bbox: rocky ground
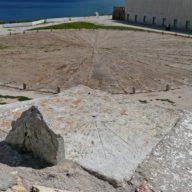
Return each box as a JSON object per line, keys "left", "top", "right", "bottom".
{"left": 1, "top": 29, "right": 192, "bottom": 110}
{"left": 0, "top": 86, "right": 191, "bottom": 192}
{"left": 0, "top": 29, "right": 192, "bottom": 191}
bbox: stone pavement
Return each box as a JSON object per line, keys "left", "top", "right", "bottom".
{"left": 130, "top": 111, "right": 192, "bottom": 192}
{"left": 0, "top": 86, "right": 191, "bottom": 191}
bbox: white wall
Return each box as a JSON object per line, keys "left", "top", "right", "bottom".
{"left": 3, "top": 20, "right": 45, "bottom": 28}
{"left": 125, "top": 0, "right": 192, "bottom": 30}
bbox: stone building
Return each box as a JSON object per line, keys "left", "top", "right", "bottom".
{"left": 125, "top": 0, "right": 192, "bottom": 30}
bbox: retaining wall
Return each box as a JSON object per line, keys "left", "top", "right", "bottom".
{"left": 3, "top": 20, "right": 45, "bottom": 28}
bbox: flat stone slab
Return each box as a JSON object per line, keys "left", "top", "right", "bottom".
{"left": 0, "top": 85, "right": 180, "bottom": 186}
{"left": 31, "top": 185, "right": 74, "bottom": 192}
{"left": 130, "top": 111, "right": 192, "bottom": 192}
{"left": 0, "top": 172, "right": 17, "bottom": 191}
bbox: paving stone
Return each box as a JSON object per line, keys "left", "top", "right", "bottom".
{"left": 130, "top": 111, "right": 192, "bottom": 192}
{"left": 0, "top": 85, "right": 180, "bottom": 186}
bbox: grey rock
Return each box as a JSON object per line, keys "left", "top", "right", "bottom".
{"left": 0, "top": 173, "right": 17, "bottom": 191}
{"left": 130, "top": 111, "right": 192, "bottom": 192}
{"left": 5, "top": 106, "right": 65, "bottom": 165}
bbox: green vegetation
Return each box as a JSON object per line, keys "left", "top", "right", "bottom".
{"left": 139, "top": 100, "right": 148, "bottom": 104}
{"left": 17, "top": 96, "right": 32, "bottom": 101}
{"left": 32, "top": 22, "right": 144, "bottom": 31}
{"left": 0, "top": 102, "right": 6, "bottom": 105}
{"left": 0, "top": 44, "right": 8, "bottom": 49}
{"left": 0, "top": 21, "right": 5, "bottom": 24}
{"left": 156, "top": 98, "right": 175, "bottom": 104}
{"left": 0, "top": 95, "right": 31, "bottom": 102}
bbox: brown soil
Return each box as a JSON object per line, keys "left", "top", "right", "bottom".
{"left": 0, "top": 29, "right": 192, "bottom": 94}
{"left": 1, "top": 29, "right": 192, "bottom": 192}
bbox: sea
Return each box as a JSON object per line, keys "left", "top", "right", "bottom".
{"left": 0, "top": 0, "right": 124, "bottom": 22}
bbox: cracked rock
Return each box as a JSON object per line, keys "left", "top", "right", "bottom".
{"left": 5, "top": 106, "right": 65, "bottom": 165}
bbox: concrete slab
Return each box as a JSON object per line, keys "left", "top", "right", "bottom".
{"left": 0, "top": 85, "right": 180, "bottom": 186}
{"left": 130, "top": 111, "right": 192, "bottom": 192}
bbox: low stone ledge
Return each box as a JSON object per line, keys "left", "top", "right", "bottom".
{"left": 31, "top": 185, "right": 75, "bottom": 192}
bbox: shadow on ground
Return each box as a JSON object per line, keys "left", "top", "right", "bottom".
{"left": 0, "top": 141, "right": 52, "bottom": 169}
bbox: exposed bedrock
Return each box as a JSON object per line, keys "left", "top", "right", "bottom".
{"left": 5, "top": 106, "right": 65, "bottom": 165}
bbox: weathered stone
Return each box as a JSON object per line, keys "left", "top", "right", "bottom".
{"left": 31, "top": 185, "right": 74, "bottom": 192}
{"left": 130, "top": 111, "right": 192, "bottom": 192}
{"left": 0, "top": 86, "right": 180, "bottom": 186}
{"left": 5, "top": 106, "right": 65, "bottom": 165}
{"left": 0, "top": 173, "right": 17, "bottom": 191}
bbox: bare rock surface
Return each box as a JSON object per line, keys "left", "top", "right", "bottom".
{"left": 0, "top": 85, "right": 180, "bottom": 188}
{"left": 0, "top": 141, "right": 52, "bottom": 169}
{"left": 0, "top": 172, "right": 17, "bottom": 191}
{"left": 130, "top": 111, "right": 192, "bottom": 192}
{"left": 17, "top": 160, "right": 118, "bottom": 192}
{"left": 5, "top": 106, "right": 65, "bottom": 165}
{"left": 31, "top": 185, "right": 76, "bottom": 192}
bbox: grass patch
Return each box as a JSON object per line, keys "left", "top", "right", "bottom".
{"left": 0, "top": 44, "right": 9, "bottom": 49}
{"left": 139, "top": 100, "right": 148, "bottom": 104}
{"left": 17, "top": 96, "right": 32, "bottom": 101}
{"left": 156, "top": 98, "right": 175, "bottom": 104}
{"left": 0, "top": 102, "right": 6, "bottom": 105}
{"left": 32, "top": 22, "right": 144, "bottom": 31}
{"left": 0, "top": 95, "right": 31, "bottom": 102}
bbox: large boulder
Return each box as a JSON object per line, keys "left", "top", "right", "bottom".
{"left": 5, "top": 106, "right": 65, "bottom": 165}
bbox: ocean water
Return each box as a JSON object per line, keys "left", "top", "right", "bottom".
{"left": 0, "top": 0, "right": 124, "bottom": 22}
